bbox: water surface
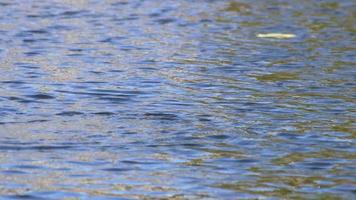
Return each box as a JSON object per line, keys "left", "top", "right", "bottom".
{"left": 0, "top": 0, "right": 355, "bottom": 199}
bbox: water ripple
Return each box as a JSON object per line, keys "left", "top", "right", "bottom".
{"left": 0, "top": 0, "right": 354, "bottom": 199}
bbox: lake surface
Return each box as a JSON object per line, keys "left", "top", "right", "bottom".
{"left": 0, "top": 0, "right": 355, "bottom": 199}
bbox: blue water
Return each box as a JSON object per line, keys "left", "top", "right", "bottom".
{"left": 0, "top": 0, "right": 355, "bottom": 199}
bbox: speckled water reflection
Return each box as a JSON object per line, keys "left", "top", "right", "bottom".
{"left": 0, "top": 0, "right": 355, "bottom": 199}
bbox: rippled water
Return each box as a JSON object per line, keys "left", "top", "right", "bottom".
{"left": 0, "top": 0, "right": 355, "bottom": 199}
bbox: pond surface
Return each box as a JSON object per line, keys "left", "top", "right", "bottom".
{"left": 0, "top": 0, "right": 355, "bottom": 199}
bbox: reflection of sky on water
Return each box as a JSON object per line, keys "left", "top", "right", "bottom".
{"left": 0, "top": 0, "right": 355, "bottom": 199}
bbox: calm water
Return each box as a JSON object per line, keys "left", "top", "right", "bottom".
{"left": 0, "top": 0, "right": 355, "bottom": 199}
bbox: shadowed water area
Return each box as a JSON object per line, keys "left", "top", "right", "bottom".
{"left": 0, "top": 0, "right": 355, "bottom": 199}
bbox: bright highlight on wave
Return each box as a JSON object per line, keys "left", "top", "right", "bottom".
{"left": 257, "top": 33, "right": 297, "bottom": 39}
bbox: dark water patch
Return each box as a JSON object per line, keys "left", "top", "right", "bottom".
{"left": 25, "top": 73, "right": 42, "bottom": 79}
{"left": 56, "top": 111, "right": 84, "bottom": 116}
{"left": 26, "top": 94, "right": 55, "bottom": 100}
{"left": 0, "top": 145, "right": 74, "bottom": 151}
{"left": 200, "top": 19, "right": 212, "bottom": 23}
{"left": 90, "top": 89, "right": 144, "bottom": 95}
{"left": 26, "top": 13, "right": 56, "bottom": 18}
{"left": 147, "top": 142, "right": 203, "bottom": 149}
{"left": 0, "top": 121, "right": 19, "bottom": 125}
{"left": 27, "top": 29, "right": 48, "bottom": 34}
{"left": 161, "top": 100, "right": 194, "bottom": 107}
{"left": 22, "top": 38, "right": 50, "bottom": 44}
{"left": 0, "top": 107, "right": 18, "bottom": 114}
{"left": 155, "top": 18, "right": 176, "bottom": 25}
{"left": 111, "top": 1, "right": 129, "bottom": 6}
{"left": 198, "top": 118, "right": 211, "bottom": 122}
{"left": 66, "top": 53, "right": 83, "bottom": 57}
{"left": 148, "top": 13, "right": 160, "bottom": 18}
{"left": 13, "top": 165, "right": 43, "bottom": 169}
{"left": 0, "top": 2, "right": 11, "bottom": 6}
{"left": 3, "top": 141, "right": 39, "bottom": 145}
{"left": 300, "top": 160, "right": 335, "bottom": 170}
{"left": 1, "top": 80, "right": 26, "bottom": 84}
{"left": 68, "top": 48, "right": 84, "bottom": 52}
{"left": 144, "top": 112, "right": 179, "bottom": 120}
{"left": 16, "top": 64, "right": 39, "bottom": 69}
{"left": 108, "top": 69, "right": 124, "bottom": 73}
{"left": 7, "top": 96, "right": 37, "bottom": 103}
{"left": 97, "top": 96, "right": 132, "bottom": 103}
{"left": 120, "top": 45, "right": 146, "bottom": 51}
{"left": 47, "top": 25, "right": 74, "bottom": 31}
{"left": 138, "top": 59, "right": 157, "bottom": 64}
{"left": 180, "top": 143, "right": 205, "bottom": 148}
{"left": 1, "top": 170, "right": 27, "bottom": 174}
{"left": 102, "top": 167, "right": 132, "bottom": 172}
{"left": 24, "top": 51, "right": 42, "bottom": 56}
{"left": 121, "top": 132, "right": 137, "bottom": 135}
{"left": 57, "top": 141, "right": 101, "bottom": 148}
{"left": 77, "top": 81, "right": 107, "bottom": 84}
{"left": 99, "top": 36, "right": 125, "bottom": 43}
{"left": 207, "top": 135, "right": 230, "bottom": 140}
{"left": 137, "top": 67, "right": 158, "bottom": 72}
{"left": 67, "top": 160, "right": 109, "bottom": 166}
{"left": 27, "top": 119, "right": 49, "bottom": 123}
{"left": 59, "top": 10, "right": 88, "bottom": 18}
{"left": 6, "top": 194, "right": 47, "bottom": 200}
{"left": 22, "top": 39, "right": 36, "bottom": 43}
{"left": 236, "top": 159, "right": 258, "bottom": 164}
{"left": 121, "top": 160, "right": 157, "bottom": 165}
{"left": 56, "top": 90, "right": 138, "bottom": 99}
{"left": 92, "top": 112, "right": 115, "bottom": 116}
{"left": 89, "top": 70, "right": 104, "bottom": 75}
{"left": 15, "top": 29, "right": 49, "bottom": 38}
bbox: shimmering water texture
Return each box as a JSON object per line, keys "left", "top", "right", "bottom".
{"left": 0, "top": 0, "right": 355, "bottom": 199}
